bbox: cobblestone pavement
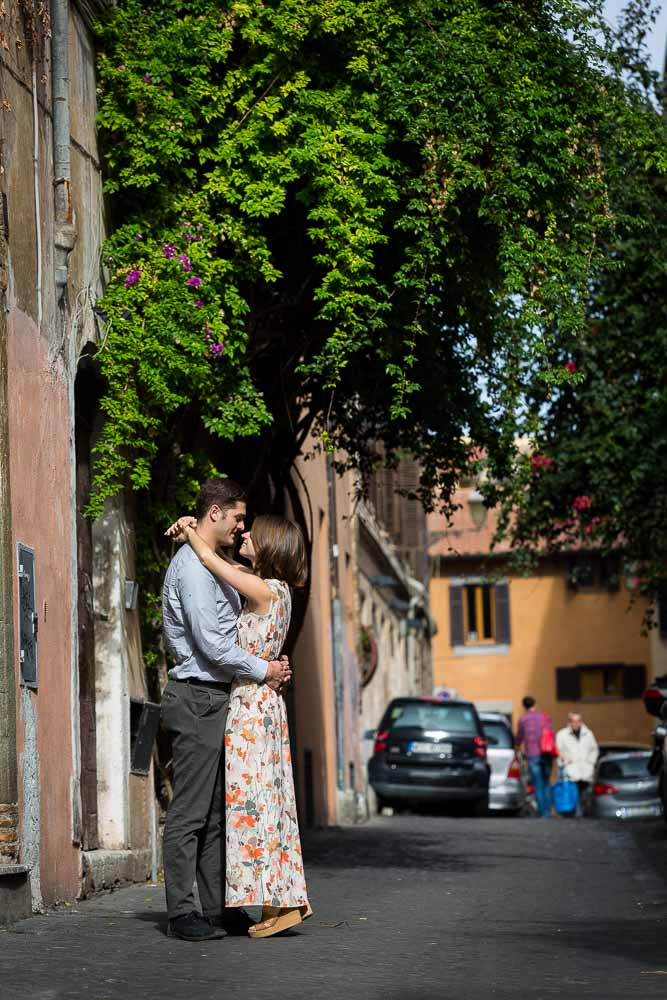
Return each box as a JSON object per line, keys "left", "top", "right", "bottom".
{"left": 1, "top": 813, "right": 667, "bottom": 1000}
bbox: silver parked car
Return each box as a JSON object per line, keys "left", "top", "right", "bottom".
{"left": 588, "top": 751, "right": 663, "bottom": 820}
{"left": 479, "top": 712, "right": 527, "bottom": 814}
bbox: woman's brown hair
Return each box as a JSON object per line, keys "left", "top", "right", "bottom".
{"left": 251, "top": 515, "right": 308, "bottom": 588}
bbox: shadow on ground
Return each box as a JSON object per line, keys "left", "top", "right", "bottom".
{"left": 495, "top": 919, "right": 667, "bottom": 970}
{"left": 302, "top": 820, "right": 483, "bottom": 873}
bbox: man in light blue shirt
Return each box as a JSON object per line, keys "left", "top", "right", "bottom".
{"left": 161, "top": 478, "right": 291, "bottom": 941}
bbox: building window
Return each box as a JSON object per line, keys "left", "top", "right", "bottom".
{"left": 556, "top": 663, "right": 646, "bottom": 702}
{"left": 565, "top": 553, "right": 620, "bottom": 591}
{"left": 450, "top": 581, "right": 511, "bottom": 647}
{"left": 464, "top": 584, "right": 495, "bottom": 644}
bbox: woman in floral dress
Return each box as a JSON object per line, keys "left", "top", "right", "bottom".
{"left": 168, "top": 513, "right": 311, "bottom": 939}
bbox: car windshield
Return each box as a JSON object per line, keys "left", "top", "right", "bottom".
{"left": 386, "top": 702, "right": 477, "bottom": 734}
{"left": 482, "top": 721, "right": 513, "bottom": 749}
{"left": 598, "top": 755, "right": 651, "bottom": 780}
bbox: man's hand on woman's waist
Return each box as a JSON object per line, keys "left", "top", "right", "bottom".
{"left": 265, "top": 654, "right": 291, "bottom": 691}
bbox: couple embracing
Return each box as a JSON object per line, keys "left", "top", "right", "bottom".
{"left": 161, "top": 478, "right": 311, "bottom": 941}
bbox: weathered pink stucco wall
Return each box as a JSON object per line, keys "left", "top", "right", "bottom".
{"left": 9, "top": 310, "right": 80, "bottom": 904}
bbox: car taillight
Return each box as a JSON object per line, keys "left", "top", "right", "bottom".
{"left": 507, "top": 757, "right": 522, "bottom": 780}
{"left": 594, "top": 782, "right": 618, "bottom": 796}
{"left": 474, "top": 736, "right": 487, "bottom": 760}
{"left": 374, "top": 730, "right": 389, "bottom": 754}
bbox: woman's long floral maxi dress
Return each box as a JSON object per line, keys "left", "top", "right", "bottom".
{"left": 225, "top": 579, "right": 309, "bottom": 909}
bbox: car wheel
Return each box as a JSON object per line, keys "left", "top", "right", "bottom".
{"left": 474, "top": 795, "right": 489, "bottom": 817}
{"left": 464, "top": 796, "right": 489, "bottom": 817}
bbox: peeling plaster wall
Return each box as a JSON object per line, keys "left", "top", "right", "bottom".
{"left": 2, "top": 3, "right": 112, "bottom": 906}
{"left": 18, "top": 689, "right": 42, "bottom": 912}
{"left": 90, "top": 494, "right": 148, "bottom": 852}
{"left": 289, "top": 452, "right": 368, "bottom": 826}
{"left": 289, "top": 450, "right": 339, "bottom": 826}
{"left": 0, "top": 4, "right": 155, "bottom": 910}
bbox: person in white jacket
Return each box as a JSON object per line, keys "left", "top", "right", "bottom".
{"left": 556, "top": 713, "right": 599, "bottom": 814}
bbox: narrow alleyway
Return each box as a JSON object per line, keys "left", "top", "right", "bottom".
{"left": 1, "top": 815, "right": 666, "bottom": 1000}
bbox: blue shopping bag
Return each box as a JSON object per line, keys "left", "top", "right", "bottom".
{"left": 552, "top": 773, "right": 579, "bottom": 815}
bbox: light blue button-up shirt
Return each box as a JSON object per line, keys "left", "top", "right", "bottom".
{"left": 162, "top": 544, "right": 268, "bottom": 684}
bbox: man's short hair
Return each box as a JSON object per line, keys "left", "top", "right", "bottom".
{"left": 522, "top": 695, "right": 536, "bottom": 710}
{"left": 194, "top": 478, "right": 246, "bottom": 520}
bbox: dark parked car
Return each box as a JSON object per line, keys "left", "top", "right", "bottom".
{"left": 642, "top": 675, "right": 667, "bottom": 822}
{"left": 368, "top": 697, "right": 490, "bottom": 815}
{"left": 643, "top": 674, "right": 667, "bottom": 719}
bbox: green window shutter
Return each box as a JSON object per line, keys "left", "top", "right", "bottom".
{"left": 622, "top": 664, "right": 647, "bottom": 699}
{"left": 556, "top": 667, "right": 581, "bottom": 701}
{"left": 494, "top": 582, "right": 511, "bottom": 644}
{"left": 449, "top": 585, "right": 464, "bottom": 646}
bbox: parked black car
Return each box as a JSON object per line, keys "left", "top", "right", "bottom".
{"left": 642, "top": 675, "right": 667, "bottom": 822}
{"left": 644, "top": 674, "right": 667, "bottom": 719}
{"left": 367, "top": 697, "right": 490, "bottom": 815}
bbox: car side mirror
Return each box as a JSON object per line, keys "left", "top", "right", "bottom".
{"left": 363, "top": 729, "right": 377, "bottom": 741}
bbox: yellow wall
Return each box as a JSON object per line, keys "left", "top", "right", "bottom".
{"left": 430, "top": 566, "right": 662, "bottom": 744}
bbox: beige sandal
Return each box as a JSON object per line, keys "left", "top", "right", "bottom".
{"left": 248, "top": 906, "right": 303, "bottom": 939}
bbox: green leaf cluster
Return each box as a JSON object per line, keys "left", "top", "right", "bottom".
{"left": 92, "top": 0, "right": 666, "bottom": 542}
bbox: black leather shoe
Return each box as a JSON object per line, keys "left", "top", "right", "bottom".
{"left": 167, "top": 911, "right": 225, "bottom": 941}
{"left": 208, "top": 908, "right": 255, "bottom": 935}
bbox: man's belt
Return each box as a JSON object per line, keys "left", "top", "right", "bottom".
{"left": 175, "top": 677, "right": 232, "bottom": 693}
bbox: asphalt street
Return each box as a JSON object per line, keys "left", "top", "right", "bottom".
{"left": 1, "top": 813, "right": 667, "bottom": 1000}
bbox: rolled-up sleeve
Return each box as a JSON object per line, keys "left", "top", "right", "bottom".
{"left": 179, "top": 563, "right": 268, "bottom": 683}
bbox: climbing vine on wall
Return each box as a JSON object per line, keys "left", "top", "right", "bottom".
{"left": 91, "top": 1, "right": 666, "bottom": 574}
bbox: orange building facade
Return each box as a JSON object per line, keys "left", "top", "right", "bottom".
{"left": 429, "top": 487, "right": 667, "bottom": 744}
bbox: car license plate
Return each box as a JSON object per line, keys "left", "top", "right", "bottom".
{"left": 616, "top": 803, "right": 662, "bottom": 819}
{"left": 409, "top": 741, "right": 452, "bottom": 756}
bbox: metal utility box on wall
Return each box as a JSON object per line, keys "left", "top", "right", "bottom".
{"left": 129, "top": 699, "right": 161, "bottom": 775}
{"left": 17, "top": 544, "right": 38, "bottom": 688}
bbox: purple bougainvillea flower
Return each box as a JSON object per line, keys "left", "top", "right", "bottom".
{"left": 187, "top": 276, "right": 202, "bottom": 287}
{"left": 116, "top": 64, "right": 125, "bottom": 71}
{"left": 193, "top": 300, "right": 204, "bottom": 308}
{"left": 209, "top": 342, "right": 225, "bottom": 357}
{"left": 135, "top": 233, "right": 143, "bottom": 241}
{"left": 162, "top": 243, "right": 176, "bottom": 259}
{"left": 124, "top": 269, "right": 142, "bottom": 288}
{"left": 143, "top": 74, "right": 153, "bottom": 84}
{"left": 178, "top": 254, "right": 192, "bottom": 272}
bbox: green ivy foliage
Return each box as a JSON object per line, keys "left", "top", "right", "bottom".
{"left": 489, "top": 168, "right": 667, "bottom": 609}
{"left": 92, "top": 0, "right": 665, "bottom": 531}
{"left": 478, "top": 4, "right": 667, "bottom": 609}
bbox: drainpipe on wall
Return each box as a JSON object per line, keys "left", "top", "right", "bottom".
{"left": 0, "top": 213, "right": 17, "bottom": 816}
{"left": 326, "top": 454, "right": 345, "bottom": 792}
{"left": 52, "top": 0, "right": 76, "bottom": 299}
